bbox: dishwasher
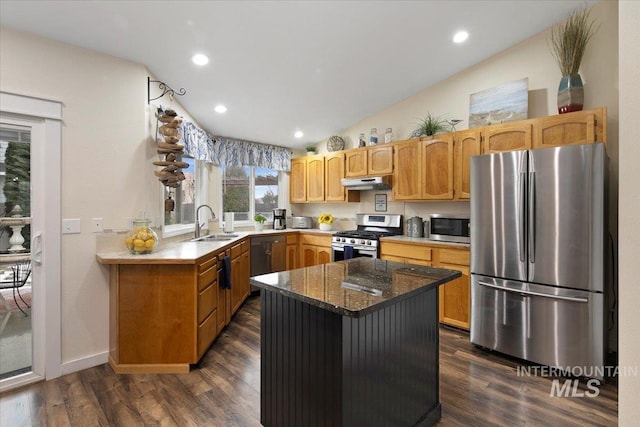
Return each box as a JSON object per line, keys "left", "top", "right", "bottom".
{"left": 250, "top": 235, "right": 287, "bottom": 293}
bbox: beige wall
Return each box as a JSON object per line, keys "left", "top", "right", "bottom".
{"left": 618, "top": 1, "right": 640, "bottom": 423}
{"left": 0, "top": 27, "right": 201, "bottom": 366}
{"left": 297, "top": 1, "right": 619, "bottom": 237}
{"left": 335, "top": 0, "right": 617, "bottom": 150}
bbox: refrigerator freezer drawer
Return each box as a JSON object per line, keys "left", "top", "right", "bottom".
{"left": 470, "top": 275, "right": 604, "bottom": 372}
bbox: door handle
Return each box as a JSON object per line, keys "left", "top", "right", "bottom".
{"left": 518, "top": 171, "right": 526, "bottom": 263}
{"left": 478, "top": 281, "right": 588, "bottom": 303}
{"left": 528, "top": 171, "right": 535, "bottom": 263}
{"left": 32, "top": 233, "right": 43, "bottom": 265}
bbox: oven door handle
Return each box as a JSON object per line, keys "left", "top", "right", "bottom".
{"left": 332, "top": 244, "right": 374, "bottom": 252}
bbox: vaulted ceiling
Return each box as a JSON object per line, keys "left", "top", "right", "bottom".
{"left": 0, "top": 1, "right": 594, "bottom": 148}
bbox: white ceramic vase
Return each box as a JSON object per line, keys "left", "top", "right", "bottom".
{"left": 255, "top": 222, "right": 264, "bottom": 231}
{"left": 319, "top": 223, "right": 332, "bottom": 231}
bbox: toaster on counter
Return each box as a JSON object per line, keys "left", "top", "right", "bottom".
{"left": 291, "top": 216, "right": 312, "bottom": 229}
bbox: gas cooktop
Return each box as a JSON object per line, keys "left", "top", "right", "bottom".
{"left": 332, "top": 213, "right": 403, "bottom": 242}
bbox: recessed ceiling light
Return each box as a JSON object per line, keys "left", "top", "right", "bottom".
{"left": 214, "top": 104, "right": 227, "bottom": 113}
{"left": 192, "top": 53, "right": 209, "bottom": 66}
{"left": 294, "top": 131, "right": 304, "bottom": 138}
{"left": 453, "top": 31, "right": 469, "bottom": 44}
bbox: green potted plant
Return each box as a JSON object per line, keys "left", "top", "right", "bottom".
{"left": 306, "top": 145, "right": 317, "bottom": 156}
{"left": 409, "top": 113, "right": 448, "bottom": 139}
{"left": 549, "top": 6, "right": 598, "bottom": 113}
{"left": 253, "top": 213, "right": 267, "bottom": 231}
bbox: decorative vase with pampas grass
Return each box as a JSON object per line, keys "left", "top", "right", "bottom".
{"left": 550, "top": 6, "right": 599, "bottom": 114}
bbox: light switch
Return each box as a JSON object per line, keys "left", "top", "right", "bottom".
{"left": 62, "top": 218, "right": 81, "bottom": 234}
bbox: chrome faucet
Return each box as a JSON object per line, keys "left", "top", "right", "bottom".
{"left": 195, "top": 204, "right": 216, "bottom": 238}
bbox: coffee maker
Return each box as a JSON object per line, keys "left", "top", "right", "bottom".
{"left": 273, "top": 208, "right": 286, "bottom": 230}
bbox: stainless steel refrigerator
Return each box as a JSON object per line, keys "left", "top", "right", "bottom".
{"left": 470, "top": 143, "right": 607, "bottom": 370}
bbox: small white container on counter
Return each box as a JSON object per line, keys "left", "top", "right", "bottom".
{"left": 224, "top": 212, "right": 234, "bottom": 233}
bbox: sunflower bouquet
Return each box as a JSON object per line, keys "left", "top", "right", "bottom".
{"left": 318, "top": 213, "right": 334, "bottom": 224}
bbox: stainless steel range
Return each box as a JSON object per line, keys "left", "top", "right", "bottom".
{"left": 332, "top": 213, "right": 403, "bottom": 261}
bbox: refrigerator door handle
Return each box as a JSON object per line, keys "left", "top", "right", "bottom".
{"left": 477, "top": 281, "right": 589, "bottom": 303}
{"left": 528, "top": 171, "right": 536, "bottom": 263}
{"left": 518, "top": 171, "right": 526, "bottom": 263}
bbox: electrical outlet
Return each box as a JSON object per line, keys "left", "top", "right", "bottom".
{"left": 62, "top": 218, "right": 81, "bottom": 234}
{"left": 91, "top": 218, "right": 103, "bottom": 233}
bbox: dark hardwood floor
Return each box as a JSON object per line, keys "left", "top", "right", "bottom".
{"left": 0, "top": 295, "right": 617, "bottom": 426}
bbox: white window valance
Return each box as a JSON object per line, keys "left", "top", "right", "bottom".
{"left": 174, "top": 118, "right": 291, "bottom": 171}
{"left": 210, "top": 137, "right": 291, "bottom": 172}
{"left": 180, "top": 121, "right": 216, "bottom": 163}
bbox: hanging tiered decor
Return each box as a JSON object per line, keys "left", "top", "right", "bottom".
{"left": 153, "top": 109, "right": 189, "bottom": 188}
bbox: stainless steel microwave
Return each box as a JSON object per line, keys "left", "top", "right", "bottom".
{"left": 428, "top": 214, "right": 470, "bottom": 243}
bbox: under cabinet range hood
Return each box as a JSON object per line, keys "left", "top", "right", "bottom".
{"left": 340, "top": 176, "right": 391, "bottom": 190}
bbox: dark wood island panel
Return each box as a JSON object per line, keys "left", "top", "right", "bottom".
{"left": 252, "top": 258, "right": 460, "bottom": 426}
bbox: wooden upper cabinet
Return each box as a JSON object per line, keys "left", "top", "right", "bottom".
{"left": 533, "top": 108, "right": 606, "bottom": 148}
{"left": 393, "top": 140, "right": 422, "bottom": 200}
{"left": 230, "top": 248, "right": 246, "bottom": 315}
{"left": 453, "top": 129, "right": 481, "bottom": 200}
{"left": 368, "top": 146, "right": 394, "bottom": 175}
{"left": 422, "top": 134, "right": 454, "bottom": 200}
{"left": 482, "top": 122, "right": 532, "bottom": 153}
{"left": 289, "top": 157, "right": 306, "bottom": 203}
{"left": 345, "top": 145, "right": 393, "bottom": 177}
{"left": 345, "top": 149, "right": 367, "bottom": 177}
{"left": 306, "top": 155, "right": 325, "bottom": 202}
{"left": 325, "top": 152, "right": 345, "bottom": 202}
{"left": 290, "top": 153, "right": 358, "bottom": 203}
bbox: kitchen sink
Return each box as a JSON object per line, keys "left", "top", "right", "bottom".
{"left": 191, "top": 233, "right": 239, "bottom": 242}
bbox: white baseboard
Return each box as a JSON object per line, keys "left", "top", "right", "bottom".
{"left": 61, "top": 351, "right": 109, "bottom": 376}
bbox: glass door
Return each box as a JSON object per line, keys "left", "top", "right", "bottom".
{"left": 0, "top": 124, "right": 32, "bottom": 380}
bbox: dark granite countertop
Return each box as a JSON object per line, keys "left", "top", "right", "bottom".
{"left": 250, "top": 258, "right": 461, "bottom": 318}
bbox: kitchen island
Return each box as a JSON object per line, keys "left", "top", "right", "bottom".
{"left": 250, "top": 258, "right": 461, "bottom": 427}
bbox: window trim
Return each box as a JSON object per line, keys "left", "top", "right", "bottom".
{"left": 219, "top": 165, "right": 281, "bottom": 227}
{"left": 161, "top": 157, "right": 206, "bottom": 238}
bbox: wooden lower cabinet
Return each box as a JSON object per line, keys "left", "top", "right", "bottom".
{"left": 380, "top": 240, "right": 470, "bottom": 331}
{"left": 286, "top": 234, "right": 299, "bottom": 270}
{"left": 230, "top": 239, "right": 250, "bottom": 316}
{"left": 437, "top": 249, "right": 470, "bottom": 330}
{"left": 300, "top": 233, "right": 332, "bottom": 267}
{"left": 107, "top": 238, "right": 252, "bottom": 374}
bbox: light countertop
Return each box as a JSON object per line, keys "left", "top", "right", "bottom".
{"left": 380, "top": 235, "right": 470, "bottom": 248}
{"left": 96, "top": 228, "right": 333, "bottom": 265}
